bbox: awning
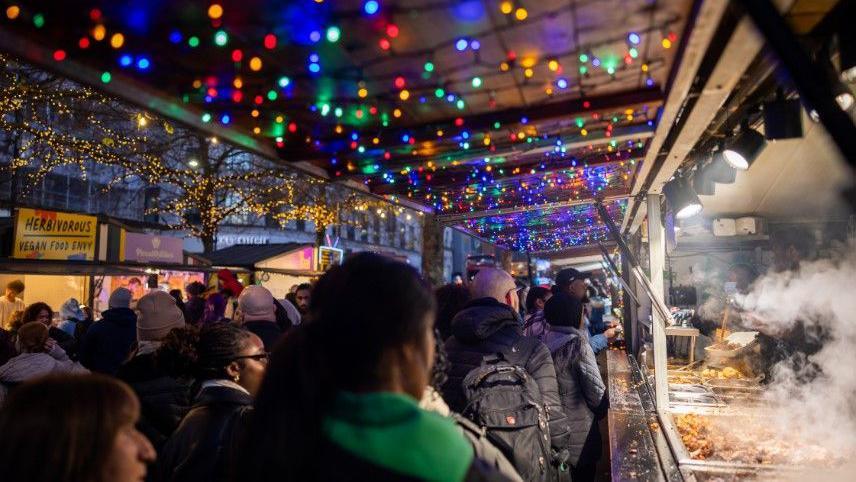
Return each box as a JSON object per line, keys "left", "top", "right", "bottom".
{"left": 0, "top": 258, "right": 147, "bottom": 276}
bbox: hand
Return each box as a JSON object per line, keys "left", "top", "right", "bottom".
{"left": 604, "top": 328, "right": 618, "bottom": 340}
{"left": 43, "top": 337, "right": 57, "bottom": 352}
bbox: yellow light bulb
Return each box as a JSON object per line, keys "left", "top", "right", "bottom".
{"left": 335, "top": 125, "right": 343, "bottom": 133}
{"left": 373, "top": 137, "right": 380, "bottom": 144}
{"left": 110, "top": 33, "right": 125, "bottom": 49}
{"left": 500, "top": 62, "right": 510, "bottom": 72}
{"left": 275, "top": 115, "right": 284, "bottom": 123}
{"left": 6, "top": 5, "right": 20, "bottom": 19}
{"left": 483, "top": 137, "right": 491, "bottom": 146}
{"left": 500, "top": 1, "right": 513, "bottom": 14}
{"left": 233, "top": 77, "right": 243, "bottom": 89}
{"left": 92, "top": 24, "right": 106, "bottom": 41}
{"left": 208, "top": 4, "right": 223, "bottom": 19}
{"left": 399, "top": 89, "right": 410, "bottom": 101}
{"left": 253, "top": 126, "right": 261, "bottom": 134}
{"left": 249, "top": 57, "right": 262, "bottom": 71}
{"left": 515, "top": 8, "right": 528, "bottom": 21}
{"left": 436, "top": 129, "right": 443, "bottom": 137}
{"left": 251, "top": 109, "right": 259, "bottom": 117}
{"left": 358, "top": 88, "right": 368, "bottom": 98}
{"left": 662, "top": 38, "right": 672, "bottom": 49}
{"left": 641, "top": 63, "right": 649, "bottom": 72}
{"left": 548, "top": 59, "right": 559, "bottom": 72}
{"left": 192, "top": 79, "right": 202, "bottom": 89}
{"left": 393, "top": 108, "right": 402, "bottom": 118}
{"left": 524, "top": 68, "right": 534, "bottom": 78}
{"left": 581, "top": 128, "right": 588, "bottom": 136}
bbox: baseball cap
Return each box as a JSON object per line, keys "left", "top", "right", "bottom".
{"left": 555, "top": 268, "right": 589, "bottom": 288}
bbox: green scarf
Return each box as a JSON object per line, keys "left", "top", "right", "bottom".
{"left": 323, "top": 391, "right": 473, "bottom": 481}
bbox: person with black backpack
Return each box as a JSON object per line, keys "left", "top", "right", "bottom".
{"left": 443, "top": 267, "right": 570, "bottom": 482}
{"left": 542, "top": 293, "right": 608, "bottom": 482}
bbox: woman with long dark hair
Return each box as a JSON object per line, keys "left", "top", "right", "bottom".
{"left": 157, "top": 324, "right": 267, "bottom": 482}
{"left": 237, "top": 253, "right": 508, "bottom": 481}
{"left": 0, "top": 374, "right": 156, "bottom": 482}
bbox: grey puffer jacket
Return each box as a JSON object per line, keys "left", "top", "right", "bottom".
{"left": 443, "top": 298, "right": 571, "bottom": 453}
{"left": 542, "top": 325, "right": 607, "bottom": 466}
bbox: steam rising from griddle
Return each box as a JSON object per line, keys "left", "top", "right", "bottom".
{"left": 735, "top": 241, "right": 856, "bottom": 468}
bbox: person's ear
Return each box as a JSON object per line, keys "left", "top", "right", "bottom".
{"left": 225, "top": 361, "right": 242, "bottom": 381}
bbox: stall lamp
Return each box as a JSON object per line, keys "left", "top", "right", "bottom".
{"left": 723, "top": 125, "right": 765, "bottom": 171}
{"left": 663, "top": 177, "right": 703, "bottom": 219}
{"left": 707, "top": 151, "right": 737, "bottom": 184}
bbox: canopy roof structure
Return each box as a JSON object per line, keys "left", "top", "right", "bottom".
{"left": 0, "top": 0, "right": 694, "bottom": 252}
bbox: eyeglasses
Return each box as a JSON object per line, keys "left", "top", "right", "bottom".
{"left": 231, "top": 352, "right": 270, "bottom": 364}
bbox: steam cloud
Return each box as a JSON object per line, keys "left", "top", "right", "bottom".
{"left": 735, "top": 241, "right": 856, "bottom": 474}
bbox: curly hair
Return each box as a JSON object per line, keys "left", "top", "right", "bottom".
{"left": 155, "top": 324, "right": 254, "bottom": 381}
{"left": 21, "top": 302, "right": 52, "bottom": 325}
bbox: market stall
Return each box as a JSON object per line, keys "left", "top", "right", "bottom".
{"left": 203, "top": 243, "right": 331, "bottom": 300}
{"left": 598, "top": 0, "right": 856, "bottom": 479}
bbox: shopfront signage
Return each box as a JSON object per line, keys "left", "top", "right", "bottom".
{"left": 317, "top": 246, "right": 344, "bottom": 272}
{"left": 121, "top": 232, "right": 183, "bottom": 264}
{"left": 13, "top": 208, "right": 97, "bottom": 260}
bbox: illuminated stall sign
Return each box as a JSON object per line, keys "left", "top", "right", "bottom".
{"left": 13, "top": 208, "right": 97, "bottom": 260}
{"left": 121, "top": 232, "right": 184, "bottom": 264}
{"left": 317, "top": 246, "right": 344, "bottom": 272}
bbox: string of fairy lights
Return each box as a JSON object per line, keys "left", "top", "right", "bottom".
{"left": 0, "top": 2, "right": 675, "bottom": 155}
{"left": 463, "top": 200, "right": 627, "bottom": 252}
{"left": 0, "top": 1, "right": 681, "bottom": 252}
{"left": 0, "top": 55, "right": 415, "bottom": 244}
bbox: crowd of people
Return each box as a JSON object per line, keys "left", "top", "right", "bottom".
{"left": 0, "top": 256, "right": 619, "bottom": 482}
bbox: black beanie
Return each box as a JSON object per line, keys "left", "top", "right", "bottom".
{"left": 544, "top": 292, "right": 583, "bottom": 328}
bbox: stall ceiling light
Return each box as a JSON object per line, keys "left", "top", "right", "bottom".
{"left": 663, "top": 177, "right": 703, "bottom": 219}
{"left": 707, "top": 153, "right": 736, "bottom": 184}
{"left": 723, "top": 128, "right": 765, "bottom": 170}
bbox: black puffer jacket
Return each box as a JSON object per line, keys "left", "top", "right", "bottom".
{"left": 117, "top": 353, "right": 193, "bottom": 451}
{"left": 156, "top": 385, "right": 251, "bottom": 482}
{"left": 442, "top": 298, "right": 571, "bottom": 453}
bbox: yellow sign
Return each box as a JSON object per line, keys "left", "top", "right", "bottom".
{"left": 317, "top": 246, "right": 343, "bottom": 272}
{"left": 13, "top": 208, "right": 97, "bottom": 260}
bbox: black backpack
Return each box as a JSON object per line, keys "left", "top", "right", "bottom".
{"left": 461, "top": 340, "right": 552, "bottom": 482}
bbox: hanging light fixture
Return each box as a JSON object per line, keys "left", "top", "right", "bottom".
{"left": 723, "top": 122, "right": 765, "bottom": 170}
{"left": 707, "top": 149, "right": 737, "bottom": 184}
{"left": 663, "top": 177, "right": 703, "bottom": 219}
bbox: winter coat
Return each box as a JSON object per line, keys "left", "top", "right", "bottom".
{"left": 0, "top": 328, "right": 15, "bottom": 367}
{"left": 0, "top": 345, "right": 88, "bottom": 405}
{"left": 157, "top": 384, "right": 252, "bottom": 482}
{"left": 117, "top": 353, "right": 193, "bottom": 450}
{"left": 442, "top": 297, "right": 571, "bottom": 453}
{"left": 203, "top": 293, "right": 227, "bottom": 325}
{"left": 542, "top": 325, "right": 607, "bottom": 466}
{"left": 242, "top": 320, "right": 283, "bottom": 351}
{"left": 79, "top": 308, "right": 137, "bottom": 375}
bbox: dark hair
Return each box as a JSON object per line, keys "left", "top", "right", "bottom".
{"left": 239, "top": 253, "right": 435, "bottom": 481}
{"left": 185, "top": 281, "right": 206, "bottom": 297}
{"left": 544, "top": 292, "right": 583, "bottom": 328}
{"left": 6, "top": 280, "right": 24, "bottom": 293}
{"left": 156, "top": 324, "right": 254, "bottom": 381}
{"left": 295, "top": 283, "right": 311, "bottom": 293}
{"left": 128, "top": 277, "right": 142, "bottom": 286}
{"left": 0, "top": 374, "right": 139, "bottom": 482}
{"left": 21, "top": 302, "right": 53, "bottom": 325}
{"left": 434, "top": 283, "right": 471, "bottom": 340}
{"left": 525, "top": 286, "right": 552, "bottom": 312}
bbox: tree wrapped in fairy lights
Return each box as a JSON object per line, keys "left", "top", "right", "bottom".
{"left": 0, "top": 56, "right": 307, "bottom": 252}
